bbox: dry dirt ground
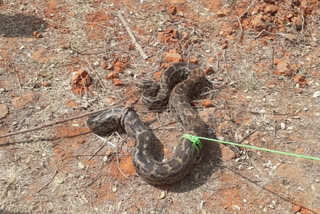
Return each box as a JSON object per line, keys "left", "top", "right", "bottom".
{"left": 0, "top": 0, "right": 319, "bottom": 213}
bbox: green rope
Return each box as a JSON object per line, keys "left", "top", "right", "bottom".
{"left": 182, "top": 134, "right": 203, "bottom": 153}
{"left": 181, "top": 134, "right": 320, "bottom": 161}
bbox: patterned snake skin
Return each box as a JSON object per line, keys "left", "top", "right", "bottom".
{"left": 87, "top": 62, "right": 208, "bottom": 184}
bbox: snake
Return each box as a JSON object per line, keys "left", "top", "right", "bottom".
{"left": 87, "top": 62, "right": 208, "bottom": 184}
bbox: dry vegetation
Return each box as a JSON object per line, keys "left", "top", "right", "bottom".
{"left": 0, "top": 0, "right": 319, "bottom": 213}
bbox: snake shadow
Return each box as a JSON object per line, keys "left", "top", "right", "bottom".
{"left": 0, "top": 14, "right": 47, "bottom": 37}
{"left": 150, "top": 126, "right": 222, "bottom": 193}
{"left": 143, "top": 77, "right": 222, "bottom": 192}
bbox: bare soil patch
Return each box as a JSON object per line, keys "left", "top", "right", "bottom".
{"left": 0, "top": 0, "right": 319, "bottom": 213}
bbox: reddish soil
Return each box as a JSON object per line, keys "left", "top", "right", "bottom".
{"left": 0, "top": 0, "right": 319, "bottom": 213}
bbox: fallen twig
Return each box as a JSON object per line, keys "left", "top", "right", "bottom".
{"left": 117, "top": 11, "right": 149, "bottom": 60}
{"left": 37, "top": 170, "right": 58, "bottom": 193}
{"left": 254, "top": 29, "right": 267, "bottom": 39}
{"left": 85, "top": 57, "right": 107, "bottom": 91}
{"left": 0, "top": 99, "right": 126, "bottom": 139}
{"left": 115, "top": 132, "right": 129, "bottom": 178}
{"left": 271, "top": 45, "right": 275, "bottom": 72}
{"left": 236, "top": 0, "right": 256, "bottom": 41}
{"left": 88, "top": 142, "right": 107, "bottom": 161}
{"left": 94, "top": 134, "right": 117, "bottom": 148}
{"left": 253, "top": 30, "right": 295, "bottom": 43}
{"left": 15, "top": 74, "right": 22, "bottom": 89}
{"left": 238, "top": 0, "right": 256, "bottom": 19}
{"left": 237, "top": 16, "right": 243, "bottom": 35}
{"left": 300, "top": 13, "right": 305, "bottom": 32}
{"left": 85, "top": 173, "right": 102, "bottom": 188}
{"left": 237, "top": 126, "right": 260, "bottom": 144}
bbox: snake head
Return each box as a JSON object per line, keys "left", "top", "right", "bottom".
{"left": 133, "top": 79, "right": 160, "bottom": 99}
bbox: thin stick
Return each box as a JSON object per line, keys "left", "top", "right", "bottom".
{"left": 16, "top": 74, "right": 22, "bottom": 89}
{"left": 94, "top": 134, "right": 116, "bottom": 148}
{"left": 300, "top": 13, "right": 305, "bottom": 32}
{"left": 153, "top": 121, "right": 175, "bottom": 130}
{"left": 37, "top": 170, "right": 58, "bottom": 193}
{"left": 85, "top": 57, "right": 107, "bottom": 91}
{"left": 254, "top": 29, "right": 267, "bottom": 39}
{"left": 238, "top": 0, "right": 256, "bottom": 19}
{"left": 222, "top": 50, "right": 232, "bottom": 83}
{"left": 85, "top": 173, "right": 102, "bottom": 188}
{"left": 0, "top": 103, "right": 124, "bottom": 139}
{"left": 114, "top": 132, "right": 129, "bottom": 178}
{"left": 253, "top": 30, "right": 295, "bottom": 43}
{"left": 271, "top": 45, "right": 275, "bottom": 72}
{"left": 116, "top": 143, "right": 129, "bottom": 178}
{"left": 156, "top": 113, "right": 163, "bottom": 127}
{"left": 88, "top": 142, "right": 106, "bottom": 161}
{"left": 237, "top": 126, "right": 260, "bottom": 143}
{"left": 223, "top": 50, "right": 228, "bottom": 73}
{"left": 154, "top": 127, "right": 176, "bottom": 130}
{"left": 237, "top": 17, "right": 243, "bottom": 34}
{"left": 117, "top": 11, "right": 149, "bottom": 60}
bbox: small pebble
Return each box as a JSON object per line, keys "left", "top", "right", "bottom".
{"left": 127, "top": 70, "right": 133, "bottom": 76}
{"left": 259, "top": 109, "right": 266, "bottom": 114}
{"left": 103, "top": 156, "right": 109, "bottom": 163}
{"left": 160, "top": 191, "right": 166, "bottom": 199}
{"left": 232, "top": 205, "right": 240, "bottom": 210}
{"left": 267, "top": 204, "right": 275, "bottom": 209}
{"left": 199, "top": 200, "right": 204, "bottom": 210}
{"left": 313, "top": 91, "right": 320, "bottom": 98}
{"left": 78, "top": 162, "right": 85, "bottom": 169}
{"left": 112, "top": 186, "right": 117, "bottom": 192}
{"left": 11, "top": 121, "right": 18, "bottom": 126}
{"left": 56, "top": 178, "right": 64, "bottom": 184}
{"left": 106, "top": 64, "right": 113, "bottom": 70}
